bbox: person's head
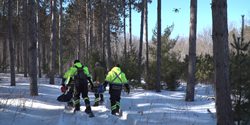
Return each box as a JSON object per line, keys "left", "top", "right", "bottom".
{"left": 74, "top": 60, "right": 80, "bottom": 64}
{"left": 115, "top": 64, "right": 120, "bottom": 67}
{"left": 95, "top": 62, "right": 100, "bottom": 67}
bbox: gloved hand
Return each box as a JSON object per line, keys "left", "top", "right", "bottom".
{"left": 125, "top": 89, "right": 130, "bottom": 95}
{"left": 61, "top": 86, "right": 66, "bottom": 93}
{"left": 90, "top": 85, "right": 93, "bottom": 91}
{"left": 103, "top": 85, "right": 107, "bottom": 91}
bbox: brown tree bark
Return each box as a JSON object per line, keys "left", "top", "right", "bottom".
{"left": 102, "top": 0, "right": 106, "bottom": 63}
{"left": 144, "top": 0, "right": 149, "bottom": 90}
{"left": 129, "top": 0, "right": 132, "bottom": 55}
{"left": 23, "top": 0, "right": 28, "bottom": 77}
{"left": 49, "top": 0, "right": 57, "bottom": 84}
{"left": 28, "top": 0, "right": 38, "bottom": 96}
{"left": 2, "top": 0, "right": 7, "bottom": 72}
{"left": 185, "top": 0, "right": 197, "bottom": 102}
{"left": 17, "top": 0, "right": 20, "bottom": 73}
{"left": 8, "top": 0, "right": 16, "bottom": 86}
{"left": 211, "top": 0, "right": 233, "bottom": 124}
{"left": 123, "top": 0, "right": 127, "bottom": 58}
{"left": 105, "top": 0, "right": 112, "bottom": 71}
{"left": 138, "top": 0, "right": 144, "bottom": 85}
{"left": 59, "top": 0, "right": 63, "bottom": 78}
{"left": 156, "top": 0, "right": 161, "bottom": 92}
{"left": 37, "top": 0, "right": 42, "bottom": 78}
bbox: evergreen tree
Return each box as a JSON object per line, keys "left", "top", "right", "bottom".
{"left": 195, "top": 54, "right": 213, "bottom": 84}
{"left": 229, "top": 15, "right": 250, "bottom": 125}
{"left": 149, "top": 24, "right": 179, "bottom": 90}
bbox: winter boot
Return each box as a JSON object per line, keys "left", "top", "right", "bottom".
{"left": 93, "top": 102, "right": 99, "bottom": 106}
{"left": 73, "top": 104, "right": 80, "bottom": 113}
{"left": 111, "top": 110, "right": 116, "bottom": 115}
{"left": 85, "top": 106, "right": 92, "bottom": 114}
{"left": 73, "top": 108, "right": 80, "bottom": 113}
{"left": 67, "top": 101, "right": 73, "bottom": 108}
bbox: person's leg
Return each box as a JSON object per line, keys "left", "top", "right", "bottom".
{"left": 115, "top": 96, "right": 121, "bottom": 113}
{"left": 82, "top": 84, "right": 92, "bottom": 113}
{"left": 110, "top": 94, "right": 117, "bottom": 115}
{"left": 100, "top": 93, "right": 104, "bottom": 102}
{"left": 93, "top": 93, "right": 99, "bottom": 106}
{"left": 73, "top": 86, "right": 81, "bottom": 111}
{"left": 67, "top": 85, "right": 74, "bottom": 107}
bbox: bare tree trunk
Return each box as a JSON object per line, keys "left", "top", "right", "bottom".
{"left": 144, "top": 0, "right": 149, "bottom": 90}
{"left": 129, "top": 0, "right": 132, "bottom": 55}
{"left": 106, "top": 0, "right": 112, "bottom": 71}
{"left": 59, "top": 0, "right": 63, "bottom": 78}
{"left": 17, "top": 0, "right": 20, "bottom": 73}
{"left": 37, "top": 0, "right": 41, "bottom": 78}
{"left": 8, "top": 0, "right": 16, "bottom": 86}
{"left": 123, "top": 0, "right": 127, "bottom": 58}
{"left": 102, "top": 0, "right": 106, "bottom": 63}
{"left": 185, "top": 0, "right": 197, "bottom": 102}
{"left": 211, "top": 0, "right": 233, "bottom": 124}
{"left": 23, "top": 0, "right": 28, "bottom": 77}
{"left": 50, "top": 0, "right": 57, "bottom": 84}
{"left": 89, "top": 0, "right": 93, "bottom": 53}
{"left": 2, "top": 0, "right": 7, "bottom": 72}
{"left": 92, "top": 3, "right": 96, "bottom": 47}
{"left": 42, "top": 21, "right": 46, "bottom": 72}
{"left": 156, "top": 0, "right": 161, "bottom": 92}
{"left": 28, "top": 0, "right": 38, "bottom": 96}
{"left": 86, "top": 0, "right": 89, "bottom": 60}
{"left": 77, "top": 13, "right": 81, "bottom": 60}
{"left": 138, "top": 0, "right": 144, "bottom": 84}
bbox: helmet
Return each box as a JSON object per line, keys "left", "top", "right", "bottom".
{"left": 74, "top": 60, "right": 80, "bottom": 64}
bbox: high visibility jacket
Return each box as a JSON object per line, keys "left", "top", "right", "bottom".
{"left": 66, "top": 62, "right": 92, "bottom": 85}
{"left": 104, "top": 67, "right": 128, "bottom": 95}
{"left": 63, "top": 67, "right": 74, "bottom": 79}
{"left": 105, "top": 67, "right": 128, "bottom": 85}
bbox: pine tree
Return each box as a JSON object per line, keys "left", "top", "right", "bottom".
{"left": 230, "top": 15, "right": 250, "bottom": 125}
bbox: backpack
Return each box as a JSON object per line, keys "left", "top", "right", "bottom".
{"left": 75, "top": 66, "right": 85, "bottom": 80}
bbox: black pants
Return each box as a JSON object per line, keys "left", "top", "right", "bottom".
{"left": 110, "top": 94, "right": 121, "bottom": 112}
{"left": 94, "top": 93, "right": 104, "bottom": 103}
{"left": 67, "top": 84, "right": 74, "bottom": 104}
{"left": 73, "top": 79, "right": 90, "bottom": 110}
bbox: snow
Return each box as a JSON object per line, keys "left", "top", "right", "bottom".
{"left": 0, "top": 73, "right": 217, "bottom": 125}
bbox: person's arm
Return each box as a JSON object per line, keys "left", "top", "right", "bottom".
{"left": 122, "top": 73, "right": 130, "bottom": 90}
{"left": 92, "top": 68, "right": 96, "bottom": 82}
{"left": 61, "top": 78, "right": 66, "bottom": 86}
{"left": 87, "top": 76, "right": 94, "bottom": 87}
{"left": 103, "top": 71, "right": 111, "bottom": 88}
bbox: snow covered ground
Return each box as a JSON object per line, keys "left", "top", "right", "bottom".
{"left": 0, "top": 73, "right": 217, "bottom": 125}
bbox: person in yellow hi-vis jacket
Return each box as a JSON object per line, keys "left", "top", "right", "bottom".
{"left": 103, "top": 64, "right": 130, "bottom": 115}
{"left": 61, "top": 67, "right": 74, "bottom": 107}
{"left": 66, "top": 60, "right": 94, "bottom": 116}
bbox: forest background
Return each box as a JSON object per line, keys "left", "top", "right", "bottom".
{"left": 0, "top": 0, "right": 250, "bottom": 124}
